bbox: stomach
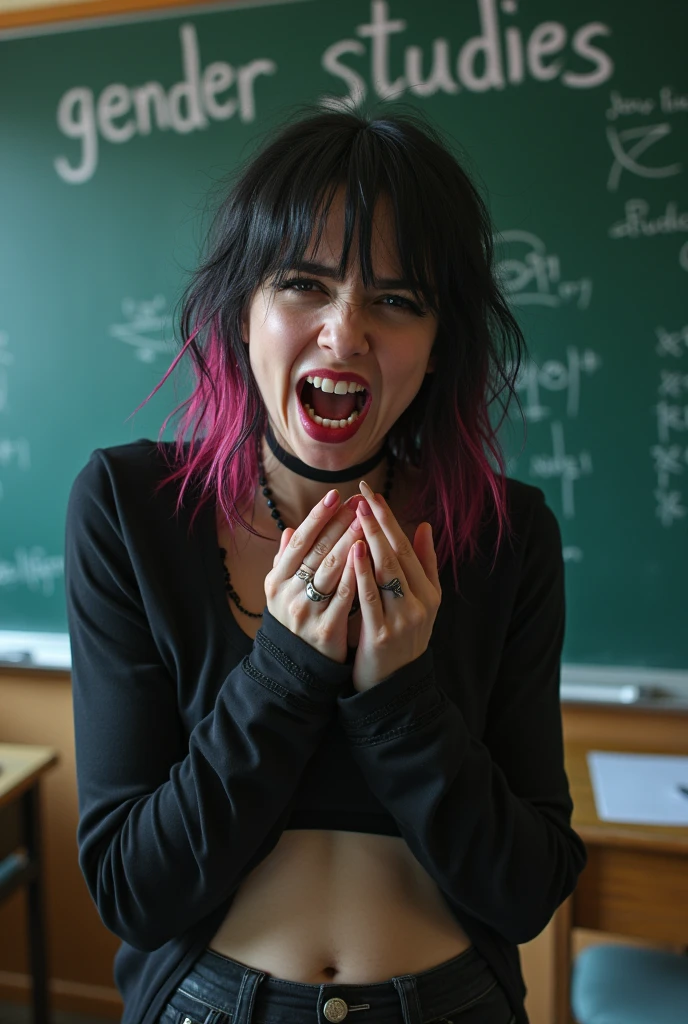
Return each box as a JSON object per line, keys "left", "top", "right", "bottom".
{"left": 207, "top": 829, "right": 473, "bottom": 983}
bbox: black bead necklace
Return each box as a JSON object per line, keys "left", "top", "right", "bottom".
{"left": 219, "top": 446, "right": 395, "bottom": 619}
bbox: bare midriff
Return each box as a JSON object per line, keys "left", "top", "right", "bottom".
{"left": 207, "top": 829, "right": 472, "bottom": 984}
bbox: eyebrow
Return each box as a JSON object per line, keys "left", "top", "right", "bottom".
{"left": 290, "top": 260, "right": 415, "bottom": 292}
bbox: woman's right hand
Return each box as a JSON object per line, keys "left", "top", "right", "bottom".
{"left": 264, "top": 489, "right": 364, "bottom": 664}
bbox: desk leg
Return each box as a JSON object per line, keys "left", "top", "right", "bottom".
{"left": 23, "top": 784, "right": 51, "bottom": 1024}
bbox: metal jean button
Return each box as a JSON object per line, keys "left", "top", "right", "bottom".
{"left": 323, "top": 996, "right": 349, "bottom": 1021}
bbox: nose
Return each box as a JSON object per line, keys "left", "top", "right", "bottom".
{"left": 316, "top": 303, "right": 370, "bottom": 362}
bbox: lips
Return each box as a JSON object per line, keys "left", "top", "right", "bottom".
{"left": 296, "top": 375, "right": 372, "bottom": 444}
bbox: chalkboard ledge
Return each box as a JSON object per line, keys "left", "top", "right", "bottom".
{"left": 0, "top": 631, "right": 71, "bottom": 670}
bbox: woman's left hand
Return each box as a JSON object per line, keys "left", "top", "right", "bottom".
{"left": 349, "top": 481, "right": 442, "bottom": 691}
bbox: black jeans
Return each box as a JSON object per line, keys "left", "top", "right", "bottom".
{"left": 156, "top": 945, "right": 516, "bottom": 1024}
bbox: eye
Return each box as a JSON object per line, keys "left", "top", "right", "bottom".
{"left": 278, "top": 277, "right": 322, "bottom": 293}
{"left": 380, "top": 295, "right": 427, "bottom": 316}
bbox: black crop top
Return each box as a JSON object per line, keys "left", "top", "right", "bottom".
{"left": 64, "top": 439, "right": 587, "bottom": 1024}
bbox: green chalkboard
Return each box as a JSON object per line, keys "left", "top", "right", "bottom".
{"left": 0, "top": 0, "right": 686, "bottom": 669}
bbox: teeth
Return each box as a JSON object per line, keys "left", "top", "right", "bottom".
{"left": 304, "top": 404, "right": 359, "bottom": 428}
{"left": 305, "top": 376, "right": 366, "bottom": 393}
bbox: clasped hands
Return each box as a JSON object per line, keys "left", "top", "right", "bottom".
{"left": 264, "top": 482, "right": 442, "bottom": 691}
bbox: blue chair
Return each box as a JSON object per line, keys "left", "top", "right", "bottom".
{"left": 570, "top": 943, "right": 688, "bottom": 1024}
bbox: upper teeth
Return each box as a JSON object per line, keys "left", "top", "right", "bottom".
{"left": 306, "top": 376, "right": 365, "bottom": 394}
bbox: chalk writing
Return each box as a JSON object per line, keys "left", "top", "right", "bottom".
{"left": 321, "top": 0, "right": 614, "bottom": 112}
{"left": 654, "top": 489, "right": 686, "bottom": 528}
{"left": 606, "top": 124, "right": 682, "bottom": 192}
{"left": 656, "top": 324, "right": 688, "bottom": 358}
{"left": 652, "top": 323, "right": 687, "bottom": 527}
{"left": 496, "top": 231, "right": 593, "bottom": 309}
{"left": 529, "top": 422, "right": 593, "bottom": 519}
{"left": 605, "top": 86, "right": 688, "bottom": 121}
{"left": 54, "top": 2, "right": 615, "bottom": 182}
{"left": 608, "top": 198, "right": 688, "bottom": 239}
{"left": 109, "top": 295, "right": 173, "bottom": 363}
{"left": 0, "top": 548, "right": 64, "bottom": 598}
{"left": 514, "top": 346, "right": 602, "bottom": 422}
{"left": 55, "top": 23, "right": 277, "bottom": 184}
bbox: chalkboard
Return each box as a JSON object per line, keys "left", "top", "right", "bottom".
{"left": 1, "top": 0, "right": 686, "bottom": 674}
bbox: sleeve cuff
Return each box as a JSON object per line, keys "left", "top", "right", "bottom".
{"left": 336, "top": 647, "right": 443, "bottom": 736}
{"left": 256, "top": 608, "right": 353, "bottom": 701}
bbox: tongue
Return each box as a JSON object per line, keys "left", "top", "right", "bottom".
{"left": 311, "top": 389, "right": 357, "bottom": 420}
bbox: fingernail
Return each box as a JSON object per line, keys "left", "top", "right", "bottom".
{"left": 355, "top": 540, "right": 366, "bottom": 558}
{"left": 359, "top": 479, "right": 374, "bottom": 499}
{"left": 324, "top": 489, "right": 339, "bottom": 507}
{"left": 358, "top": 499, "right": 372, "bottom": 516}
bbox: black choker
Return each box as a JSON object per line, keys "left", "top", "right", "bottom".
{"left": 263, "top": 422, "right": 388, "bottom": 483}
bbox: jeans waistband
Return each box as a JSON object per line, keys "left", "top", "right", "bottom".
{"left": 164, "top": 943, "right": 510, "bottom": 1024}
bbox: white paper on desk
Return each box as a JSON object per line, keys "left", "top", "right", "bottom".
{"left": 586, "top": 751, "right": 688, "bottom": 825}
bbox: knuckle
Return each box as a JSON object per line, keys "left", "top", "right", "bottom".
{"left": 407, "top": 605, "right": 425, "bottom": 628}
{"left": 264, "top": 575, "right": 278, "bottom": 599}
{"left": 336, "top": 579, "right": 352, "bottom": 601}
{"left": 322, "top": 551, "right": 338, "bottom": 570}
{"left": 312, "top": 538, "right": 330, "bottom": 559}
{"left": 395, "top": 537, "right": 413, "bottom": 559}
{"left": 289, "top": 530, "right": 305, "bottom": 551}
{"left": 362, "top": 586, "right": 379, "bottom": 605}
{"left": 317, "top": 622, "right": 335, "bottom": 644}
{"left": 381, "top": 554, "right": 398, "bottom": 574}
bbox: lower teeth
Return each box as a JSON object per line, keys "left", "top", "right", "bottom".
{"left": 304, "top": 405, "right": 359, "bottom": 429}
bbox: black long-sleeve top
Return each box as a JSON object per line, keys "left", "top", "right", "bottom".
{"left": 64, "top": 439, "right": 587, "bottom": 1024}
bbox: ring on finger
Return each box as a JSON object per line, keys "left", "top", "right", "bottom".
{"left": 294, "top": 565, "right": 316, "bottom": 583}
{"left": 379, "top": 577, "right": 405, "bottom": 598}
{"left": 305, "top": 579, "right": 335, "bottom": 603}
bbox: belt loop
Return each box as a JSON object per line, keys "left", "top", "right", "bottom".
{"left": 392, "top": 975, "right": 424, "bottom": 1024}
{"left": 232, "top": 965, "right": 266, "bottom": 1024}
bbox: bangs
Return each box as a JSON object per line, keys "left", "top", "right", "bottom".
{"left": 246, "top": 123, "right": 439, "bottom": 313}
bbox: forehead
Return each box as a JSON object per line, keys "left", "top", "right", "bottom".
{"left": 304, "top": 189, "right": 401, "bottom": 276}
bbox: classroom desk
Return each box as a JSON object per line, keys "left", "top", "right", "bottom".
{"left": 553, "top": 740, "right": 688, "bottom": 1024}
{"left": 0, "top": 743, "right": 59, "bottom": 1024}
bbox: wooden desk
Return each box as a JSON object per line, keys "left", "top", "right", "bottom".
{"left": 0, "top": 743, "right": 59, "bottom": 1024}
{"left": 553, "top": 740, "right": 688, "bottom": 1024}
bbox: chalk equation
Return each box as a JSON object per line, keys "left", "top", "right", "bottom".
{"left": 651, "top": 323, "right": 688, "bottom": 528}
{"left": 0, "top": 548, "right": 64, "bottom": 598}
{"left": 496, "top": 231, "right": 592, "bottom": 310}
{"left": 513, "top": 346, "right": 602, "bottom": 422}
{"left": 109, "top": 295, "right": 173, "bottom": 363}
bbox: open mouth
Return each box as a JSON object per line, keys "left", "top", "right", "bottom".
{"left": 298, "top": 376, "right": 369, "bottom": 429}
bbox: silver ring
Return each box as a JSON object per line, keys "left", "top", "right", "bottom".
{"left": 305, "top": 579, "right": 335, "bottom": 603}
{"left": 379, "top": 577, "right": 404, "bottom": 598}
{"left": 294, "top": 567, "right": 315, "bottom": 583}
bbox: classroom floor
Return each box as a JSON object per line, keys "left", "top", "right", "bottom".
{"left": 0, "top": 1005, "right": 115, "bottom": 1024}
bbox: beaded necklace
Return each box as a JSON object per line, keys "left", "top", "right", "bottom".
{"left": 219, "top": 446, "right": 395, "bottom": 619}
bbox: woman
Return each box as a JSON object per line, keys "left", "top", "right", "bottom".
{"left": 65, "top": 106, "right": 587, "bottom": 1024}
